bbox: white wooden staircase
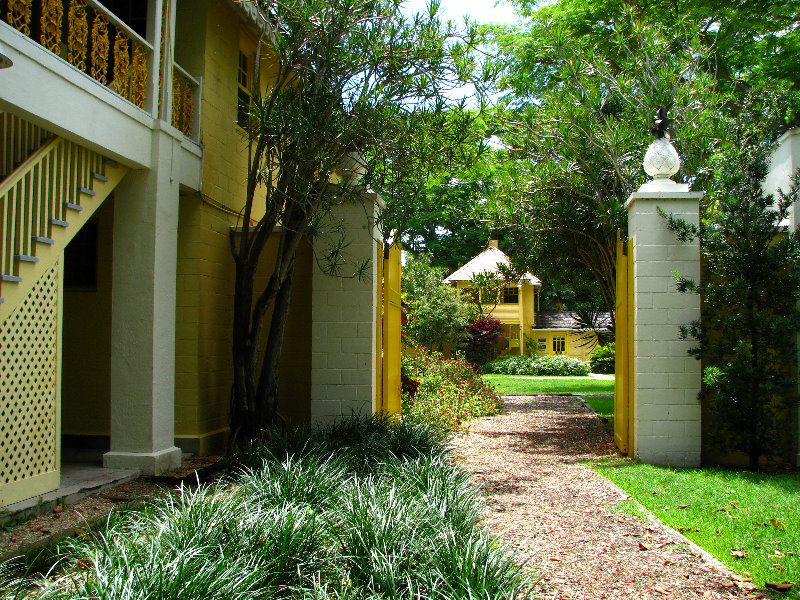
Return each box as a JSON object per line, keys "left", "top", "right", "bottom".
{"left": 0, "top": 116, "right": 128, "bottom": 322}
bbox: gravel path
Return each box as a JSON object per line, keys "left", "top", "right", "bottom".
{"left": 450, "top": 395, "right": 756, "bottom": 600}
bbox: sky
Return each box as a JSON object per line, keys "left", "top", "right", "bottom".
{"left": 400, "top": 0, "right": 519, "bottom": 26}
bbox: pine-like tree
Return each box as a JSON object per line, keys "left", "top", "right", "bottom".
{"left": 663, "top": 98, "right": 800, "bottom": 469}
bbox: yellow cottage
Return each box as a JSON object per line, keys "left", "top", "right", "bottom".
{"left": 444, "top": 241, "right": 608, "bottom": 360}
{"left": 532, "top": 310, "right": 610, "bottom": 362}
{"left": 0, "top": 0, "right": 399, "bottom": 509}
{"left": 444, "top": 241, "right": 540, "bottom": 356}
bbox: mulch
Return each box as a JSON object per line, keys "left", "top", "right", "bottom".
{"left": 449, "top": 395, "right": 759, "bottom": 600}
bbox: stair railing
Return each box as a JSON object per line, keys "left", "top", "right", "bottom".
{"left": 0, "top": 136, "right": 103, "bottom": 279}
{"left": 0, "top": 111, "right": 52, "bottom": 179}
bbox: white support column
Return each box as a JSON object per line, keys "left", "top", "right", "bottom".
{"left": 145, "top": 0, "right": 163, "bottom": 117}
{"left": 104, "top": 124, "right": 183, "bottom": 474}
{"left": 766, "top": 127, "right": 800, "bottom": 467}
{"left": 311, "top": 194, "right": 380, "bottom": 425}
{"left": 627, "top": 134, "right": 704, "bottom": 467}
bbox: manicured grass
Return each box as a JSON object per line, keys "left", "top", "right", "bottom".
{"left": 582, "top": 394, "right": 614, "bottom": 421}
{"left": 592, "top": 460, "right": 800, "bottom": 598}
{"left": 483, "top": 375, "right": 615, "bottom": 396}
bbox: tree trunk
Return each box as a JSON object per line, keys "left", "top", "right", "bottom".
{"left": 230, "top": 259, "right": 260, "bottom": 448}
{"left": 256, "top": 253, "right": 297, "bottom": 427}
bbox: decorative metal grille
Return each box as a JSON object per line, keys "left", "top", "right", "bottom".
{"left": 0, "top": 264, "right": 59, "bottom": 485}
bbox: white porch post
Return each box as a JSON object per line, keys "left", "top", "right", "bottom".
{"left": 104, "top": 125, "right": 183, "bottom": 474}
{"left": 310, "top": 193, "right": 380, "bottom": 425}
{"left": 627, "top": 135, "right": 704, "bottom": 467}
{"left": 145, "top": 0, "right": 163, "bottom": 118}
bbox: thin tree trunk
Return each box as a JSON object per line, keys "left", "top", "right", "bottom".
{"left": 747, "top": 290, "right": 761, "bottom": 471}
{"left": 230, "top": 259, "right": 260, "bottom": 448}
{"left": 256, "top": 254, "right": 297, "bottom": 427}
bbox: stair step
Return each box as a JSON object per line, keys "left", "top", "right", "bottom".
{"left": 0, "top": 274, "right": 22, "bottom": 283}
{"left": 91, "top": 172, "right": 108, "bottom": 182}
{"left": 49, "top": 218, "right": 69, "bottom": 227}
{"left": 64, "top": 201, "right": 83, "bottom": 212}
{"left": 103, "top": 158, "right": 119, "bottom": 168}
{"left": 32, "top": 236, "right": 55, "bottom": 245}
{"left": 78, "top": 186, "right": 96, "bottom": 197}
{"left": 15, "top": 255, "right": 38, "bottom": 263}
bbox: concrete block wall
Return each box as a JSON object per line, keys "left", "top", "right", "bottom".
{"left": 311, "top": 198, "right": 379, "bottom": 424}
{"left": 627, "top": 190, "right": 704, "bottom": 467}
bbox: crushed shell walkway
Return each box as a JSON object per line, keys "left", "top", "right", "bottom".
{"left": 450, "top": 395, "right": 754, "bottom": 600}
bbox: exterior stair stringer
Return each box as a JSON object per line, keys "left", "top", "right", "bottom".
{"left": 0, "top": 141, "right": 128, "bottom": 323}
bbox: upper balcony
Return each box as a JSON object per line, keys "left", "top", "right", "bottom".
{"left": 0, "top": 0, "right": 201, "bottom": 147}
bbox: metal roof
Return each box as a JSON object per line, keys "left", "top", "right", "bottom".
{"left": 443, "top": 246, "right": 541, "bottom": 285}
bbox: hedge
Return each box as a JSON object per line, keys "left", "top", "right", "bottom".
{"left": 482, "top": 355, "right": 590, "bottom": 376}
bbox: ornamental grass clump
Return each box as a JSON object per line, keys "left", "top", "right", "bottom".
{"left": 402, "top": 343, "right": 503, "bottom": 430}
{"left": 483, "top": 354, "right": 590, "bottom": 376}
{"left": 1, "top": 417, "right": 533, "bottom": 600}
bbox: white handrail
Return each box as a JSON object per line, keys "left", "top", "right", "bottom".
{"left": 83, "top": 0, "right": 154, "bottom": 51}
{"left": 173, "top": 62, "right": 200, "bottom": 87}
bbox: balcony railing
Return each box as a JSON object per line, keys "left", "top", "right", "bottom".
{"left": 1, "top": 0, "right": 200, "bottom": 140}
{"left": 172, "top": 63, "right": 200, "bottom": 139}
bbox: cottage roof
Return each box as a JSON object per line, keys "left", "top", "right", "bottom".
{"left": 534, "top": 311, "right": 612, "bottom": 330}
{"left": 443, "top": 246, "right": 541, "bottom": 285}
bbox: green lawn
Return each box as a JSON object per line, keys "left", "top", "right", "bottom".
{"left": 581, "top": 394, "right": 614, "bottom": 421}
{"left": 482, "top": 375, "right": 615, "bottom": 396}
{"left": 592, "top": 460, "right": 800, "bottom": 598}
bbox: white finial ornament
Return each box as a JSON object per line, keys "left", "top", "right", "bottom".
{"left": 643, "top": 136, "right": 681, "bottom": 179}
{"left": 639, "top": 107, "right": 689, "bottom": 192}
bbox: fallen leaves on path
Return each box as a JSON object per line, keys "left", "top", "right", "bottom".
{"left": 450, "top": 395, "right": 753, "bottom": 600}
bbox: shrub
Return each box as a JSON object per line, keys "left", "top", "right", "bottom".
{"left": 10, "top": 417, "right": 533, "bottom": 600}
{"left": 403, "top": 253, "right": 470, "bottom": 352}
{"left": 464, "top": 317, "right": 503, "bottom": 366}
{"left": 483, "top": 354, "right": 590, "bottom": 376}
{"left": 589, "top": 343, "right": 615, "bottom": 374}
{"left": 402, "top": 343, "right": 502, "bottom": 430}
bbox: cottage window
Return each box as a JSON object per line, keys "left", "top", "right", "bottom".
{"left": 502, "top": 286, "right": 519, "bottom": 304}
{"left": 237, "top": 51, "right": 252, "bottom": 129}
{"left": 552, "top": 335, "right": 566, "bottom": 355}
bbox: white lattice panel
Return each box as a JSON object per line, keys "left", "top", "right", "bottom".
{"left": 0, "top": 264, "right": 60, "bottom": 491}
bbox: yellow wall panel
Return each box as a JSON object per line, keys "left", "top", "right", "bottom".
{"left": 61, "top": 199, "right": 114, "bottom": 437}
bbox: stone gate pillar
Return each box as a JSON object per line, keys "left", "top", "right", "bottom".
{"left": 626, "top": 132, "right": 703, "bottom": 467}
{"left": 310, "top": 191, "right": 381, "bottom": 425}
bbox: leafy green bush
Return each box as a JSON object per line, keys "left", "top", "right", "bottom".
{"left": 483, "top": 354, "right": 590, "bottom": 376}
{"left": 5, "top": 417, "right": 533, "bottom": 600}
{"left": 403, "top": 253, "right": 470, "bottom": 352}
{"left": 589, "top": 343, "right": 615, "bottom": 374}
{"left": 402, "top": 343, "right": 502, "bottom": 430}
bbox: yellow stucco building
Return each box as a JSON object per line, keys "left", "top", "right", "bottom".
{"left": 444, "top": 241, "right": 607, "bottom": 360}
{"left": 444, "top": 241, "right": 540, "bottom": 356}
{"left": 0, "top": 0, "right": 396, "bottom": 508}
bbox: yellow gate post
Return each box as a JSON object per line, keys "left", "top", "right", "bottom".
{"left": 375, "top": 240, "right": 385, "bottom": 413}
{"left": 382, "top": 243, "right": 402, "bottom": 415}
{"left": 614, "top": 231, "right": 634, "bottom": 456}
